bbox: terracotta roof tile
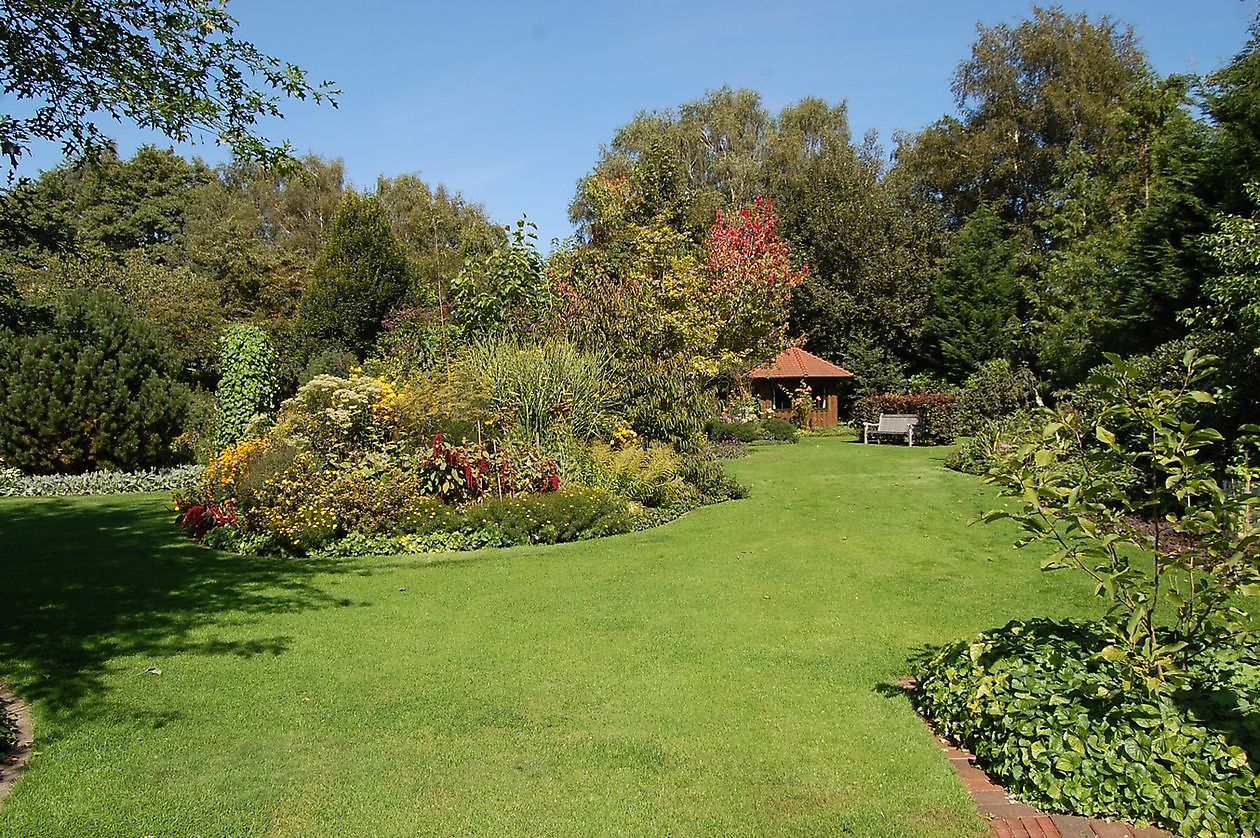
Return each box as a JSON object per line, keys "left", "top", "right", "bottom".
{"left": 748, "top": 347, "right": 854, "bottom": 379}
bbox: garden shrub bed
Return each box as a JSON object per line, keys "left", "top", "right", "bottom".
{"left": 911, "top": 619, "right": 1260, "bottom": 837}
{"left": 175, "top": 372, "right": 746, "bottom": 557}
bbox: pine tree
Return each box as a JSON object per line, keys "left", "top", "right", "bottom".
{"left": 0, "top": 291, "right": 189, "bottom": 473}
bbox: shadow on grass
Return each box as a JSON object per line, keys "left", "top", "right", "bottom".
{"left": 0, "top": 494, "right": 359, "bottom": 721}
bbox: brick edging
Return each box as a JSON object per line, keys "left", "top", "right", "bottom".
{"left": 0, "top": 683, "right": 34, "bottom": 807}
{"left": 895, "top": 678, "right": 1172, "bottom": 838}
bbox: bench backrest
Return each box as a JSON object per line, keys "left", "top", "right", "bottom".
{"left": 877, "top": 414, "right": 919, "bottom": 434}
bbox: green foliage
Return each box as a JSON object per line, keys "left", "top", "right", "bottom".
{"left": 0, "top": 464, "right": 203, "bottom": 497}
{"left": 955, "top": 359, "right": 1040, "bottom": 436}
{"left": 0, "top": 146, "right": 214, "bottom": 261}
{"left": 7, "top": 247, "right": 227, "bottom": 386}
{"left": 1201, "top": 21, "right": 1260, "bottom": 217}
{"left": 0, "top": 291, "right": 190, "bottom": 474}
{"left": 465, "top": 338, "right": 616, "bottom": 446}
{"left": 297, "top": 193, "right": 411, "bottom": 359}
{"left": 451, "top": 218, "right": 549, "bottom": 338}
{"left": 706, "top": 419, "right": 761, "bottom": 444}
{"left": 677, "top": 454, "right": 748, "bottom": 503}
{"left": 565, "top": 442, "right": 683, "bottom": 507}
{"left": 943, "top": 410, "right": 1037, "bottom": 476}
{"left": 922, "top": 204, "right": 1027, "bottom": 380}
{"left": 461, "top": 488, "right": 635, "bottom": 546}
{"left": 982, "top": 351, "right": 1260, "bottom": 690}
{"left": 374, "top": 174, "right": 504, "bottom": 307}
{"left": 851, "top": 392, "right": 960, "bottom": 445}
{"left": 614, "top": 355, "right": 716, "bottom": 451}
{"left": 0, "top": 700, "right": 16, "bottom": 754}
{"left": 900, "top": 6, "right": 1151, "bottom": 228}
{"left": 383, "top": 365, "right": 494, "bottom": 448}
{"left": 308, "top": 487, "right": 636, "bottom": 557}
{"left": 912, "top": 619, "right": 1259, "bottom": 836}
{"left": 1182, "top": 183, "right": 1260, "bottom": 432}
{"left": 761, "top": 416, "right": 798, "bottom": 442}
{"left": 214, "top": 324, "right": 278, "bottom": 449}
{"left": 0, "top": 0, "right": 337, "bottom": 172}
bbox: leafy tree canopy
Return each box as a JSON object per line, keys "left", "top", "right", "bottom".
{"left": 0, "top": 0, "right": 337, "bottom": 174}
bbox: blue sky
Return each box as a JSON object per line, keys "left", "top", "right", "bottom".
{"left": 12, "top": 1, "right": 1259, "bottom": 249}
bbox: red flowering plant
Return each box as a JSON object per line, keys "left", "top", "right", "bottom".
{"left": 416, "top": 433, "right": 560, "bottom": 503}
{"left": 176, "top": 500, "right": 237, "bottom": 539}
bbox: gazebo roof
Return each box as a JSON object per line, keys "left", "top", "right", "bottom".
{"left": 748, "top": 347, "right": 854, "bottom": 380}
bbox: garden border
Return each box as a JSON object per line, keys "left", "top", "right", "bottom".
{"left": 895, "top": 679, "right": 1171, "bottom": 838}
{"left": 0, "top": 683, "right": 33, "bottom": 807}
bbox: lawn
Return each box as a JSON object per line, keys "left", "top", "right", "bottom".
{"left": 0, "top": 438, "right": 1098, "bottom": 837}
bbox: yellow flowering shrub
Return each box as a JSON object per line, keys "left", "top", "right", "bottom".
{"left": 200, "top": 437, "right": 268, "bottom": 503}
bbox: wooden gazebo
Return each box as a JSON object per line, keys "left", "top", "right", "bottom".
{"left": 748, "top": 347, "right": 855, "bottom": 428}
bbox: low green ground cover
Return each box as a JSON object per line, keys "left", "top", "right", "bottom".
{"left": 0, "top": 439, "right": 1097, "bottom": 836}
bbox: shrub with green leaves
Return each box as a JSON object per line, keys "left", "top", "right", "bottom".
{"left": 0, "top": 700, "right": 16, "bottom": 754}
{"left": 451, "top": 217, "right": 550, "bottom": 338}
{"left": 678, "top": 454, "right": 748, "bottom": 504}
{"left": 462, "top": 487, "right": 634, "bottom": 545}
{"left": 214, "top": 324, "right": 278, "bottom": 449}
{"left": 955, "top": 359, "right": 1039, "bottom": 436}
{"left": 706, "top": 419, "right": 761, "bottom": 443}
{"left": 0, "top": 291, "right": 190, "bottom": 474}
{"left": 296, "top": 192, "right": 412, "bottom": 359}
{"left": 614, "top": 354, "right": 716, "bottom": 451}
{"left": 944, "top": 410, "right": 1038, "bottom": 475}
{"left": 760, "top": 416, "right": 798, "bottom": 442}
{"left": 565, "top": 441, "right": 683, "bottom": 507}
{"left": 983, "top": 351, "right": 1259, "bottom": 689}
{"left": 912, "top": 619, "right": 1259, "bottom": 836}
{"left": 300, "top": 487, "right": 635, "bottom": 557}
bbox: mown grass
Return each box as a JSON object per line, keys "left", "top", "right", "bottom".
{"left": 0, "top": 439, "right": 1098, "bottom": 836}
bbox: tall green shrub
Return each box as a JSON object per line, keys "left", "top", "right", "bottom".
{"left": 0, "top": 291, "right": 189, "bottom": 473}
{"left": 614, "top": 354, "right": 716, "bottom": 451}
{"left": 955, "top": 359, "right": 1040, "bottom": 435}
{"left": 451, "top": 217, "right": 549, "bottom": 338}
{"left": 983, "top": 351, "right": 1260, "bottom": 689}
{"left": 214, "top": 323, "right": 278, "bottom": 449}
{"left": 296, "top": 193, "right": 411, "bottom": 359}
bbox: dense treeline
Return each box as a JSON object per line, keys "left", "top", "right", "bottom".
{"left": 1, "top": 5, "right": 1257, "bottom": 473}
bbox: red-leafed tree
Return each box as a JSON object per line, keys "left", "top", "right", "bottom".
{"left": 704, "top": 196, "right": 808, "bottom": 372}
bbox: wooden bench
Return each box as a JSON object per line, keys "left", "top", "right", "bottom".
{"left": 863, "top": 413, "right": 919, "bottom": 446}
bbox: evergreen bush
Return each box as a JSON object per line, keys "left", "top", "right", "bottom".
{"left": 955, "top": 359, "right": 1039, "bottom": 435}
{"left": 0, "top": 291, "right": 190, "bottom": 473}
{"left": 761, "top": 416, "right": 798, "bottom": 441}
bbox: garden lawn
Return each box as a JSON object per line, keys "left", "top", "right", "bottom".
{"left": 0, "top": 438, "right": 1098, "bottom": 837}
